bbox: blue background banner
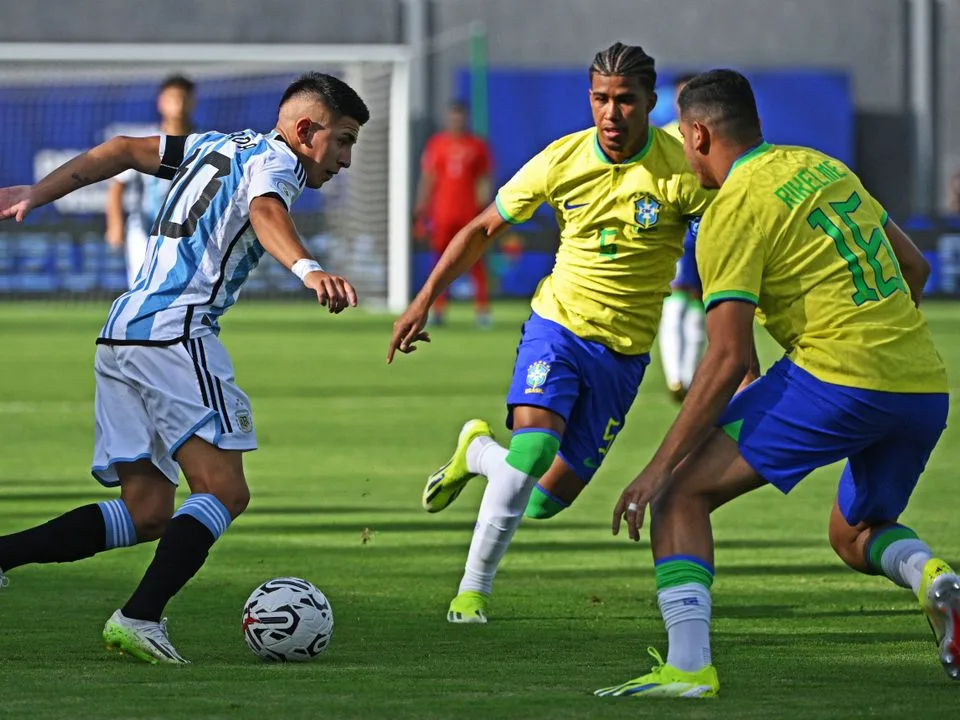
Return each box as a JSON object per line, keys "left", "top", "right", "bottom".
{"left": 416, "top": 67, "right": 861, "bottom": 299}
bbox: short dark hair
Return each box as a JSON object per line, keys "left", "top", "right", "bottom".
{"left": 677, "top": 69, "right": 761, "bottom": 143}
{"left": 279, "top": 72, "right": 370, "bottom": 125}
{"left": 589, "top": 42, "right": 657, "bottom": 93}
{"left": 159, "top": 74, "right": 195, "bottom": 95}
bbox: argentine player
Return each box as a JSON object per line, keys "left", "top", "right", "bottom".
{"left": 0, "top": 73, "right": 367, "bottom": 664}
{"left": 388, "top": 43, "right": 713, "bottom": 624}
{"left": 598, "top": 70, "right": 959, "bottom": 698}
{"left": 106, "top": 74, "right": 196, "bottom": 288}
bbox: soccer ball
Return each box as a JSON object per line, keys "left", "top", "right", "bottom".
{"left": 241, "top": 577, "right": 334, "bottom": 662}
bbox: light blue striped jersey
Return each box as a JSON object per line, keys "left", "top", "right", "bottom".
{"left": 99, "top": 130, "right": 306, "bottom": 345}
{"left": 116, "top": 169, "right": 171, "bottom": 236}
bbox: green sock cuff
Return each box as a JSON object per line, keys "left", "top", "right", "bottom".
{"left": 523, "top": 484, "right": 568, "bottom": 519}
{"left": 654, "top": 557, "right": 714, "bottom": 590}
{"left": 666, "top": 290, "right": 689, "bottom": 304}
{"left": 686, "top": 297, "right": 705, "bottom": 311}
{"left": 506, "top": 430, "right": 560, "bottom": 478}
{"left": 866, "top": 525, "right": 919, "bottom": 573}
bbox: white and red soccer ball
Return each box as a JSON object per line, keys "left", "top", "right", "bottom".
{"left": 242, "top": 577, "right": 334, "bottom": 662}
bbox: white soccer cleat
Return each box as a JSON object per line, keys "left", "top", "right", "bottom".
{"left": 103, "top": 609, "right": 190, "bottom": 665}
{"left": 0, "top": 567, "right": 8, "bottom": 589}
{"left": 921, "top": 569, "right": 960, "bottom": 680}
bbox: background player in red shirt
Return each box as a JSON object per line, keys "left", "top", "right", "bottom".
{"left": 414, "top": 101, "right": 493, "bottom": 327}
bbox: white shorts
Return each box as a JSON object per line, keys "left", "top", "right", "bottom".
{"left": 124, "top": 223, "right": 149, "bottom": 289}
{"left": 92, "top": 334, "right": 257, "bottom": 487}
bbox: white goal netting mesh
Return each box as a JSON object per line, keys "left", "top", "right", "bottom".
{"left": 0, "top": 59, "right": 397, "bottom": 301}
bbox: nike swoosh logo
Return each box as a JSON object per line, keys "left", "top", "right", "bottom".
{"left": 563, "top": 201, "right": 588, "bottom": 210}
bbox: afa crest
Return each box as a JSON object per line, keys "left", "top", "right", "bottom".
{"left": 525, "top": 360, "right": 551, "bottom": 394}
{"left": 635, "top": 194, "right": 661, "bottom": 229}
{"left": 235, "top": 400, "right": 254, "bottom": 434}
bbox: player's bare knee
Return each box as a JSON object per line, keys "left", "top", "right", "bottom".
{"left": 223, "top": 483, "right": 251, "bottom": 518}
{"left": 131, "top": 507, "right": 172, "bottom": 542}
{"left": 650, "top": 483, "right": 691, "bottom": 518}
{"left": 120, "top": 492, "right": 174, "bottom": 541}
{"left": 828, "top": 510, "right": 871, "bottom": 572}
{"left": 193, "top": 474, "right": 250, "bottom": 518}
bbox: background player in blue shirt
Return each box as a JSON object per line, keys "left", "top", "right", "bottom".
{"left": 106, "top": 74, "right": 196, "bottom": 288}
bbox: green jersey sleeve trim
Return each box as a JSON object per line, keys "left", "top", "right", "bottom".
{"left": 495, "top": 194, "right": 523, "bottom": 225}
{"left": 880, "top": 210, "right": 889, "bottom": 226}
{"left": 704, "top": 290, "right": 759, "bottom": 311}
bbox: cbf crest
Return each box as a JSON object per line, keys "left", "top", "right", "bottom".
{"left": 525, "top": 360, "right": 551, "bottom": 395}
{"left": 635, "top": 194, "right": 661, "bottom": 229}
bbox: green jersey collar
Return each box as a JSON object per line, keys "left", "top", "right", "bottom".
{"left": 727, "top": 141, "right": 772, "bottom": 178}
{"left": 593, "top": 126, "right": 654, "bottom": 165}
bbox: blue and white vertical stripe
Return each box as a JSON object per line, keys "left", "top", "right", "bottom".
{"left": 98, "top": 129, "right": 306, "bottom": 346}
{"left": 174, "top": 493, "right": 233, "bottom": 540}
{"left": 97, "top": 498, "right": 137, "bottom": 549}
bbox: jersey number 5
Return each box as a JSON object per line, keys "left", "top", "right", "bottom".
{"left": 153, "top": 151, "right": 232, "bottom": 240}
{"left": 599, "top": 228, "right": 618, "bottom": 259}
{"left": 806, "top": 191, "right": 906, "bottom": 306}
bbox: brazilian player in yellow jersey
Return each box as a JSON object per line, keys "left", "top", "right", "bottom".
{"left": 597, "top": 70, "right": 958, "bottom": 700}
{"left": 388, "top": 43, "right": 713, "bottom": 624}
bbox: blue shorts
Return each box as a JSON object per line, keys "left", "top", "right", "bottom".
{"left": 719, "top": 357, "right": 949, "bottom": 525}
{"left": 671, "top": 221, "right": 701, "bottom": 292}
{"left": 506, "top": 312, "right": 650, "bottom": 482}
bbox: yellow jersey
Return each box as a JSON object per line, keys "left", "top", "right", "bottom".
{"left": 697, "top": 142, "right": 947, "bottom": 393}
{"left": 495, "top": 127, "right": 713, "bottom": 355}
{"left": 660, "top": 120, "right": 682, "bottom": 141}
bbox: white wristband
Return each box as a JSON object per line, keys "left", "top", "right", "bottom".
{"left": 291, "top": 258, "right": 323, "bottom": 283}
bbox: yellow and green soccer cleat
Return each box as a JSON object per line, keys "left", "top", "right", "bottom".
{"left": 447, "top": 591, "right": 489, "bottom": 624}
{"left": 103, "top": 609, "right": 190, "bottom": 665}
{"left": 422, "top": 419, "right": 494, "bottom": 513}
{"left": 918, "top": 558, "right": 960, "bottom": 679}
{"left": 595, "top": 648, "right": 719, "bottom": 698}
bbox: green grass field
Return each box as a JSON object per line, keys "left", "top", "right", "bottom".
{"left": 1, "top": 300, "right": 958, "bottom": 719}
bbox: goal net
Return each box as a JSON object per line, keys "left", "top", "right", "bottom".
{"left": 0, "top": 43, "right": 411, "bottom": 310}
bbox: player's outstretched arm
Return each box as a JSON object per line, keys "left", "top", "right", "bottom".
{"left": 613, "top": 300, "right": 756, "bottom": 541}
{"left": 884, "top": 219, "right": 930, "bottom": 306}
{"left": 387, "top": 202, "right": 507, "bottom": 363}
{"left": 249, "top": 195, "right": 357, "bottom": 314}
{"left": 0, "top": 136, "right": 162, "bottom": 223}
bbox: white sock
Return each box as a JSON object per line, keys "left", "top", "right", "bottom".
{"left": 658, "top": 583, "right": 712, "bottom": 672}
{"left": 466, "top": 435, "right": 499, "bottom": 475}
{"left": 458, "top": 444, "right": 537, "bottom": 596}
{"left": 680, "top": 303, "right": 705, "bottom": 388}
{"left": 880, "top": 538, "right": 932, "bottom": 595}
{"left": 658, "top": 294, "right": 686, "bottom": 387}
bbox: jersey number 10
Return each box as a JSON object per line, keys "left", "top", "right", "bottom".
{"left": 152, "top": 151, "right": 232, "bottom": 240}
{"left": 806, "top": 191, "right": 907, "bottom": 306}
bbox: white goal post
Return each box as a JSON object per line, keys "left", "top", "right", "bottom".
{"left": 0, "top": 43, "right": 412, "bottom": 312}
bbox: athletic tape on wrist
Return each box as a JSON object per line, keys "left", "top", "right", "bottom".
{"left": 291, "top": 258, "right": 323, "bottom": 283}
